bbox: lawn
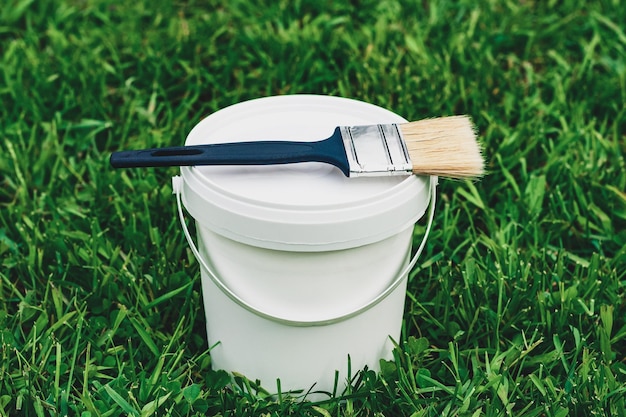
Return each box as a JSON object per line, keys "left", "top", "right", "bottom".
{"left": 1, "top": 0, "right": 625, "bottom": 415}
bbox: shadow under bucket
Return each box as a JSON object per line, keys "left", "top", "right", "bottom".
{"left": 174, "top": 95, "right": 436, "bottom": 397}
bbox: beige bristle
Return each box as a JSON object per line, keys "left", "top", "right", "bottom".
{"left": 399, "top": 115, "right": 485, "bottom": 180}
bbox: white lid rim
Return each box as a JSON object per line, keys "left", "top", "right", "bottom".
{"left": 181, "top": 168, "right": 429, "bottom": 251}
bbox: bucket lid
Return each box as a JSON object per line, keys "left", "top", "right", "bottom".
{"left": 180, "top": 95, "right": 430, "bottom": 251}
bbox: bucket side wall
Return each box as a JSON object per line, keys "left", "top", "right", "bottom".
{"left": 199, "top": 260, "right": 409, "bottom": 396}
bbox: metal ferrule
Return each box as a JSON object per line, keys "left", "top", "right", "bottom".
{"left": 340, "top": 123, "right": 413, "bottom": 177}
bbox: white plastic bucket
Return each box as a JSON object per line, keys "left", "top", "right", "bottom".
{"left": 174, "top": 95, "right": 436, "bottom": 395}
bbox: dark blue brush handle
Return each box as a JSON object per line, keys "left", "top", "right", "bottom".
{"left": 110, "top": 127, "right": 351, "bottom": 176}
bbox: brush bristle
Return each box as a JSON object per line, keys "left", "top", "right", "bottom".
{"left": 399, "top": 115, "right": 485, "bottom": 180}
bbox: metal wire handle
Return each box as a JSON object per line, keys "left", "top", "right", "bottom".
{"left": 173, "top": 175, "right": 437, "bottom": 327}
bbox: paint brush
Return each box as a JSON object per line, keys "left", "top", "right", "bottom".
{"left": 110, "top": 115, "right": 484, "bottom": 180}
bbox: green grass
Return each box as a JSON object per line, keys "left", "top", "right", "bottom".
{"left": 1, "top": 0, "right": 625, "bottom": 415}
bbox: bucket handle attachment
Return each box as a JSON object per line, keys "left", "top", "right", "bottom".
{"left": 173, "top": 175, "right": 437, "bottom": 327}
